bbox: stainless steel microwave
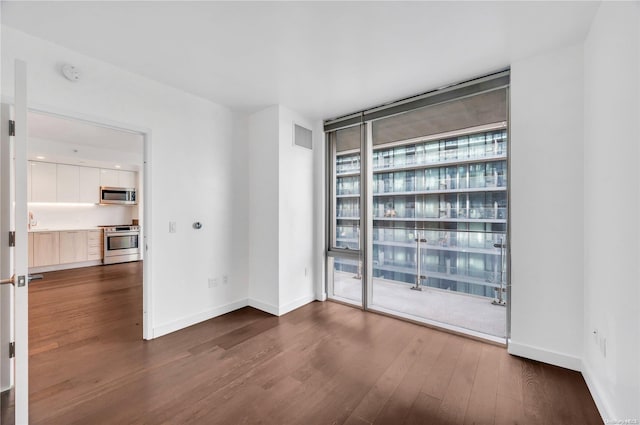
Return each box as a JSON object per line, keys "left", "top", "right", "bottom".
{"left": 100, "top": 186, "right": 137, "bottom": 205}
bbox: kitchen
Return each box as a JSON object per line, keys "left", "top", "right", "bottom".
{"left": 26, "top": 111, "right": 144, "bottom": 274}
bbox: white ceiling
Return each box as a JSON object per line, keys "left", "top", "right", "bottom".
{"left": 28, "top": 111, "right": 143, "bottom": 170}
{"left": 29, "top": 111, "right": 143, "bottom": 153}
{"left": 2, "top": 1, "right": 600, "bottom": 120}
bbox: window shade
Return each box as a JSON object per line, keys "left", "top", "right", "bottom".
{"left": 325, "top": 69, "right": 509, "bottom": 133}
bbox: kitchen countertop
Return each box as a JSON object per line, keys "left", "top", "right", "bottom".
{"left": 28, "top": 227, "right": 104, "bottom": 233}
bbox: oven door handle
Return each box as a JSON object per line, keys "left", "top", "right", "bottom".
{"left": 105, "top": 231, "right": 139, "bottom": 237}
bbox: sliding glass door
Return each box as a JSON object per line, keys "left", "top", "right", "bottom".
{"left": 368, "top": 124, "right": 508, "bottom": 339}
{"left": 326, "top": 72, "right": 510, "bottom": 341}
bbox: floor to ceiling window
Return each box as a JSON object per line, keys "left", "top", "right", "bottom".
{"left": 327, "top": 125, "right": 364, "bottom": 306}
{"left": 326, "top": 71, "right": 510, "bottom": 341}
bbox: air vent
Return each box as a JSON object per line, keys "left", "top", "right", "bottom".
{"left": 294, "top": 124, "right": 313, "bottom": 150}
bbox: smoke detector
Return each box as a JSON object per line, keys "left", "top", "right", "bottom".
{"left": 61, "top": 64, "right": 80, "bottom": 82}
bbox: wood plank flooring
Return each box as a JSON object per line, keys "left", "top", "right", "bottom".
{"left": 24, "top": 262, "right": 602, "bottom": 424}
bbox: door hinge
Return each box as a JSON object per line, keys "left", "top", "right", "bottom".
{"left": 9, "top": 342, "right": 15, "bottom": 358}
{"left": 9, "top": 231, "right": 15, "bottom": 247}
{"left": 9, "top": 120, "right": 15, "bottom": 137}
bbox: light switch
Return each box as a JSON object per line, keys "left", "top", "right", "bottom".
{"left": 169, "top": 221, "right": 176, "bottom": 233}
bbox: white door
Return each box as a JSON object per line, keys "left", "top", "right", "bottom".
{"left": 1, "top": 60, "right": 30, "bottom": 425}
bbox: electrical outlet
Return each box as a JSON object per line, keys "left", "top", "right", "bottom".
{"left": 222, "top": 275, "right": 228, "bottom": 285}
{"left": 208, "top": 278, "right": 218, "bottom": 288}
{"left": 169, "top": 221, "right": 177, "bottom": 233}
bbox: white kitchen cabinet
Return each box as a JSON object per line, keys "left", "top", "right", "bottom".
{"left": 31, "top": 161, "right": 57, "bottom": 202}
{"left": 100, "top": 169, "right": 119, "bottom": 187}
{"left": 79, "top": 167, "right": 100, "bottom": 203}
{"left": 56, "top": 164, "right": 80, "bottom": 203}
{"left": 59, "top": 231, "right": 88, "bottom": 264}
{"left": 30, "top": 162, "right": 137, "bottom": 204}
{"left": 118, "top": 170, "right": 136, "bottom": 188}
{"left": 32, "top": 232, "right": 60, "bottom": 267}
{"left": 100, "top": 168, "right": 136, "bottom": 189}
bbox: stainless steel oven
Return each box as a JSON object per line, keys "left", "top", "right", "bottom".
{"left": 102, "top": 225, "right": 141, "bottom": 264}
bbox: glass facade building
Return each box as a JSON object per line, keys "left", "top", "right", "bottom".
{"left": 335, "top": 127, "right": 508, "bottom": 299}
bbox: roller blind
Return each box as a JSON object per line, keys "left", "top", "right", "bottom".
{"left": 325, "top": 69, "right": 509, "bottom": 133}
{"left": 334, "top": 124, "right": 362, "bottom": 153}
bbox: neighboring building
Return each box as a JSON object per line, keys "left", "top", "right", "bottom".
{"left": 336, "top": 126, "right": 508, "bottom": 299}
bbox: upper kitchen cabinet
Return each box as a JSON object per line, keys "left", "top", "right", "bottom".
{"left": 100, "top": 168, "right": 136, "bottom": 188}
{"left": 79, "top": 167, "right": 100, "bottom": 203}
{"left": 118, "top": 170, "right": 136, "bottom": 188}
{"left": 30, "top": 161, "right": 57, "bottom": 202}
{"left": 29, "top": 161, "right": 137, "bottom": 204}
{"left": 56, "top": 164, "right": 80, "bottom": 202}
{"left": 100, "top": 169, "right": 119, "bottom": 187}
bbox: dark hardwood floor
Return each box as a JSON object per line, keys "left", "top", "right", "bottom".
{"left": 26, "top": 262, "right": 602, "bottom": 424}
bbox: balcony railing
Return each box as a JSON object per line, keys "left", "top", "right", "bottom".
{"left": 372, "top": 228, "right": 505, "bottom": 251}
{"left": 373, "top": 166, "right": 507, "bottom": 193}
{"left": 336, "top": 207, "right": 361, "bottom": 218}
{"left": 335, "top": 227, "right": 508, "bottom": 299}
{"left": 372, "top": 149, "right": 507, "bottom": 171}
{"left": 371, "top": 206, "right": 507, "bottom": 221}
{"left": 372, "top": 132, "right": 507, "bottom": 171}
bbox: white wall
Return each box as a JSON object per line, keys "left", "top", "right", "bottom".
{"left": 277, "top": 106, "right": 318, "bottom": 313}
{"left": 28, "top": 204, "right": 133, "bottom": 230}
{"left": 509, "top": 43, "right": 585, "bottom": 370}
{"left": 248, "top": 106, "right": 280, "bottom": 312}
{"left": 247, "top": 105, "right": 319, "bottom": 315}
{"left": 583, "top": 2, "right": 640, "bottom": 420}
{"left": 1, "top": 27, "right": 249, "bottom": 337}
{"left": 230, "top": 113, "right": 250, "bottom": 315}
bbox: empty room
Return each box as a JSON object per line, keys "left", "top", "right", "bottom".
{"left": 0, "top": 1, "right": 638, "bottom": 424}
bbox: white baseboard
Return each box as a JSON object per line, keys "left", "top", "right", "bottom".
{"left": 152, "top": 295, "right": 317, "bottom": 339}
{"left": 278, "top": 294, "right": 316, "bottom": 316}
{"left": 316, "top": 292, "right": 327, "bottom": 302}
{"left": 247, "top": 298, "right": 280, "bottom": 316}
{"left": 152, "top": 298, "right": 248, "bottom": 338}
{"left": 508, "top": 340, "right": 582, "bottom": 371}
{"left": 581, "top": 360, "right": 611, "bottom": 422}
{"left": 248, "top": 295, "right": 316, "bottom": 316}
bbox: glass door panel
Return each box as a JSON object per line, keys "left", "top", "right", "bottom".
{"left": 331, "top": 125, "right": 361, "bottom": 252}
{"left": 368, "top": 89, "right": 509, "bottom": 340}
{"left": 370, "top": 225, "right": 507, "bottom": 337}
{"left": 327, "top": 256, "right": 363, "bottom": 306}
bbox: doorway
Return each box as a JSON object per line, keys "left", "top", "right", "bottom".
{"left": 0, "top": 105, "right": 152, "bottom": 424}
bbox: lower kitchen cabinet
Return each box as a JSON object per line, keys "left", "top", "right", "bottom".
{"left": 59, "top": 231, "right": 88, "bottom": 264}
{"left": 33, "top": 232, "right": 60, "bottom": 267}
{"left": 87, "top": 230, "right": 103, "bottom": 261}
{"left": 30, "top": 229, "right": 104, "bottom": 270}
